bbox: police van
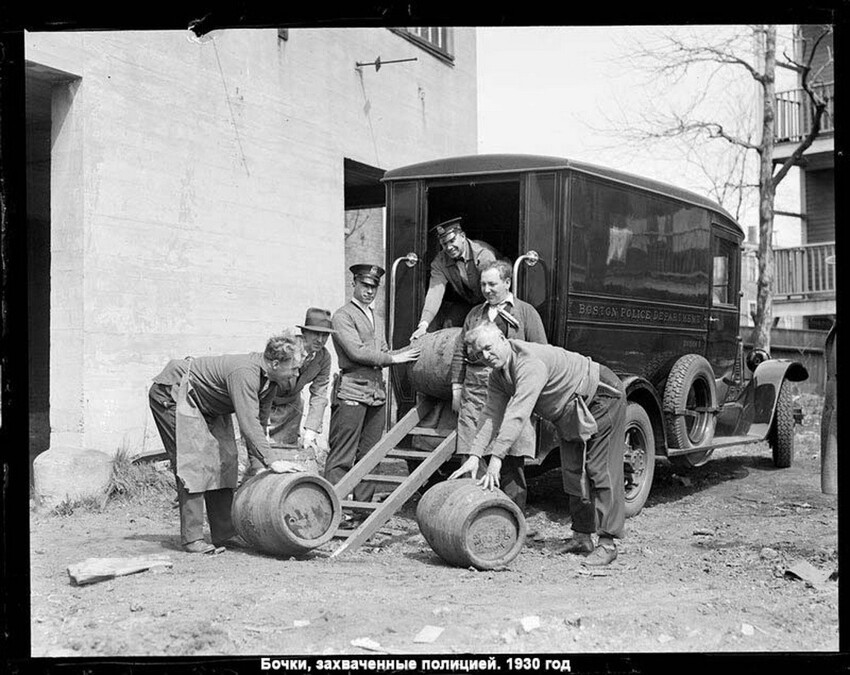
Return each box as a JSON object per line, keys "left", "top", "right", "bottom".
{"left": 382, "top": 154, "right": 806, "bottom": 516}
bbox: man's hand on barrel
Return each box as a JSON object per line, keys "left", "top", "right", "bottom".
{"left": 448, "top": 455, "right": 481, "bottom": 481}
{"left": 478, "top": 456, "right": 502, "bottom": 491}
{"left": 410, "top": 321, "right": 429, "bottom": 341}
{"left": 270, "top": 459, "right": 306, "bottom": 474}
{"left": 451, "top": 383, "right": 463, "bottom": 413}
{"left": 390, "top": 344, "right": 422, "bottom": 364}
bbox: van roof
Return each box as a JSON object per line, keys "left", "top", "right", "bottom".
{"left": 383, "top": 153, "right": 742, "bottom": 233}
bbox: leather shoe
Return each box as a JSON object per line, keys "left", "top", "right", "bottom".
{"left": 212, "top": 535, "right": 249, "bottom": 549}
{"left": 183, "top": 540, "right": 215, "bottom": 554}
{"left": 582, "top": 545, "right": 618, "bottom": 566}
{"left": 557, "top": 536, "right": 594, "bottom": 555}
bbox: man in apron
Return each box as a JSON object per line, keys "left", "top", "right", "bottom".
{"left": 148, "top": 332, "right": 307, "bottom": 553}
{"left": 450, "top": 322, "right": 626, "bottom": 567}
{"left": 410, "top": 218, "right": 500, "bottom": 340}
{"left": 263, "top": 308, "right": 334, "bottom": 457}
{"left": 449, "top": 260, "right": 547, "bottom": 512}
{"left": 325, "top": 264, "right": 420, "bottom": 522}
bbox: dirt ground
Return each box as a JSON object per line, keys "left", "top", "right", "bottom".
{"left": 28, "top": 394, "right": 838, "bottom": 658}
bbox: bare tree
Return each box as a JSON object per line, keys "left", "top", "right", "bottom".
{"left": 609, "top": 24, "right": 832, "bottom": 351}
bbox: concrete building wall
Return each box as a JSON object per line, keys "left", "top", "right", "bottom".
{"left": 25, "top": 27, "right": 477, "bottom": 456}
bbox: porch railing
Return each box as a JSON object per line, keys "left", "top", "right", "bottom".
{"left": 774, "top": 81, "right": 834, "bottom": 143}
{"left": 773, "top": 242, "right": 835, "bottom": 298}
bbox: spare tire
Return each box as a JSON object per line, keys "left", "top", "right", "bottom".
{"left": 663, "top": 354, "right": 717, "bottom": 449}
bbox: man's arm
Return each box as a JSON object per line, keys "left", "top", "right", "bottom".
{"left": 332, "top": 310, "right": 394, "bottom": 367}
{"left": 523, "top": 304, "right": 548, "bottom": 345}
{"left": 227, "top": 368, "right": 272, "bottom": 467}
{"left": 484, "top": 359, "right": 548, "bottom": 459}
{"left": 417, "top": 255, "right": 449, "bottom": 328}
{"left": 303, "top": 351, "right": 331, "bottom": 432}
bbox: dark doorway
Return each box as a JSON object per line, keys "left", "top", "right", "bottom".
{"left": 26, "top": 67, "right": 54, "bottom": 462}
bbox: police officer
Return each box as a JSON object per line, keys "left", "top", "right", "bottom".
{"left": 325, "top": 264, "right": 420, "bottom": 516}
{"left": 410, "top": 217, "right": 500, "bottom": 340}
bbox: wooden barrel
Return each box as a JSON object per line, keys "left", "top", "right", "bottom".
{"left": 415, "top": 478, "right": 527, "bottom": 570}
{"left": 409, "top": 328, "right": 462, "bottom": 400}
{"left": 231, "top": 472, "right": 341, "bottom": 556}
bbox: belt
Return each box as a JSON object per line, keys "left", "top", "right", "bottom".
{"left": 341, "top": 366, "right": 381, "bottom": 375}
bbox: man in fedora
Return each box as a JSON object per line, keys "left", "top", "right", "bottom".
{"left": 326, "top": 264, "right": 421, "bottom": 514}
{"left": 265, "top": 308, "right": 336, "bottom": 454}
{"left": 410, "top": 217, "right": 500, "bottom": 340}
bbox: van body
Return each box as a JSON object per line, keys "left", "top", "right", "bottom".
{"left": 382, "top": 154, "right": 806, "bottom": 514}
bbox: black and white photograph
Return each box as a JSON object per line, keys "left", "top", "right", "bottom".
{"left": 1, "top": 7, "right": 843, "bottom": 669}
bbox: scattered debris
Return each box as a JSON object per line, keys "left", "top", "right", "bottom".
{"left": 129, "top": 603, "right": 143, "bottom": 612}
{"left": 413, "top": 625, "right": 444, "bottom": 643}
{"left": 658, "top": 634, "right": 674, "bottom": 644}
{"left": 692, "top": 530, "right": 714, "bottom": 536}
{"left": 675, "top": 476, "right": 692, "bottom": 487}
{"left": 784, "top": 560, "right": 831, "bottom": 586}
{"left": 350, "top": 637, "right": 402, "bottom": 654}
{"left": 67, "top": 556, "right": 173, "bottom": 586}
{"left": 564, "top": 616, "right": 582, "bottom": 629}
{"left": 293, "top": 620, "right": 310, "bottom": 628}
{"left": 741, "top": 623, "right": 755, "bottom": 636}
{"left": 432, "top": 606, "right": 452, "bottom": 616}
{"left": 520, "top": 616, "right": 541, "bottom": 633}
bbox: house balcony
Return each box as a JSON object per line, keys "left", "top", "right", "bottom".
{"left": 772, "top": 241, "right": 836, "bottom": 317}
{"left": 773, "top": 82, "right": 834, "bottom": 164}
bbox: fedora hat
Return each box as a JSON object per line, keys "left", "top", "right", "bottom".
{"left": 297, "top": 307, "right": 335, "bottom": 333}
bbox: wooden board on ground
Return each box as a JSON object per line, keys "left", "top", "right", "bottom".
{"left": 67, "top": 555, "right": 173, "bottom": 586}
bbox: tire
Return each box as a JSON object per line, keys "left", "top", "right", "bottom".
{"left": 769, "top": 380, "right": 795, "bottom": 468}
{"left": 623, "top": 403, "right": 655, "bottom": 518}
{"left": 663, "top": 354, "right": 718, "bottom": 449}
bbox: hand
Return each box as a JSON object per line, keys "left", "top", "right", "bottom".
{"left": 410, "top": 323, "right": 428, "bottom": 341}
{"left": 265, "top": 427, "right": 271, "bottom": 442}
{"left": 301, "top": 429, "right": 320, "bottom": 450}
{"left": 477, "top": 456, "right": 502, "bottom": 491}
{"left": 448, "top": 455, "right": 481, "bottom": 480}
{"left": 391, "top": 345, "right": 422, "bottom": 364}
{"left": 270, "top": 459, "right": 306, "bottom": 474}
{"left": 451, "top": 385, "right": 462, "bottom": 414}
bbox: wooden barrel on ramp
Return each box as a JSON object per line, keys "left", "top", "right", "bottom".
{"left": 232, "top": 472, "right": 341, "bottom": 556}
{"left": 409, "top": 328, "right": 462, "bottom": 400}
{"left": 416, "top": 478, "right": 527, "bottom": 570}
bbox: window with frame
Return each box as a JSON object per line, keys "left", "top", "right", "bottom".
{"left": 711, "top": 235, "right": 739, "bottom": 306}
{"left": 392, "top": 27, "right": 454, "bottom": 61}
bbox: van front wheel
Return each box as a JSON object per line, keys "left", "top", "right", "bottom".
{"left": 623, "top": 403, "right": 655, "bottom": 518}
{"left": 769, "top": 380, "right": 795, "bottom": 468}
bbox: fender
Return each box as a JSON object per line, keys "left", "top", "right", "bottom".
{"left": 748, "top": 358, "right": 809, "bottom": 438}
{"left": 620, "top": 374, "right": 667, "bottom": 456}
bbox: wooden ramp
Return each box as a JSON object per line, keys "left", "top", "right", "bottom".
{"left": 329, "top": 402, "right": 456, "bottom": 557}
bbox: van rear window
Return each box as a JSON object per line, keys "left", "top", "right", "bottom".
{"left": 569, "top": 176, "right": 710, "bottom": 306}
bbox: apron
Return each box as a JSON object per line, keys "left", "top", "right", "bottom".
{"left": 456, "top": 363, "right": 536, "bottom": 458}
{"left": 175, "top": 362, "right": 239, "bottom": 493}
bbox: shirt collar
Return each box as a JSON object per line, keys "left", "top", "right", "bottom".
{"left": 351, "top": 297, "right": 374, "bottom": 315}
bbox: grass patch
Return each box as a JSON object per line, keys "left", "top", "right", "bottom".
{"left": 106, "top": 447, "right": 175, "bottom": 504}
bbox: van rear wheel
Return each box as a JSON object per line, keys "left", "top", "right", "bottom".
{"left": 663, "top": 354, "right": 717, "bottom": 449}
{"left": 623, "top": 403, "right": 655, "bottom": 518}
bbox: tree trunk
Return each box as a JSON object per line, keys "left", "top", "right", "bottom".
{"left": 752, "top": 25, "right": 777, "bottom": 353}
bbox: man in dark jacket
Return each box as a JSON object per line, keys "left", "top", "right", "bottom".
{"left": 148, "top": 331, "right": 306, "bottom": 553}
{"left": 451, "top": 323, "right": 626, "bottom": 566}
{"left": 265, "top": 308, "right": 334, "bottom": 452}
{"left": 410, "top": 218, "right": 499, "bottom": 340}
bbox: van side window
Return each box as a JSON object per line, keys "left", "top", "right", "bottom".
{"left": 569, "top": 175, "right": 710, "bottom": 305}
{"left": 711, "top": 235, "right": 738, "bottom": 307}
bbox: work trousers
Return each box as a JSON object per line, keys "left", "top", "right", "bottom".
{"left": 148, "top": 384, "right": 237, "bottom": 546}
{"left": 558, "top": 366, "right": 627, "bottom": 539}
{"left": 324, "top": 398, "right": 384, "bottom": 503}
